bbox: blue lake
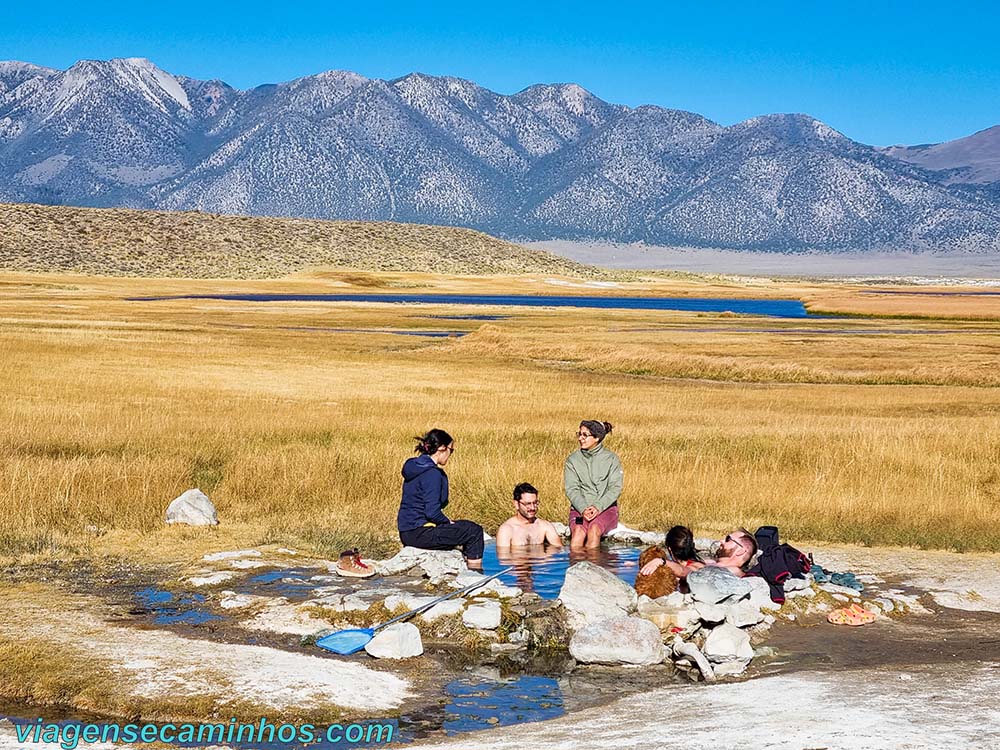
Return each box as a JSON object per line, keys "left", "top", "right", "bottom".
{"left": 129, "top": 292, "right": 810, "bottom": 318}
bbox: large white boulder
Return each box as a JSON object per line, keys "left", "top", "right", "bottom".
{"left": 364, "top": 623, "right": 423, "bottom": 659}
{"left": 165, "top": 489, "right": 218, "bottom": 526}
{"left": 558, "top": 561, "right": 637, "bottom": 631}
{"left": 687, "top": 566, "right": 752, "bottom": 604}
{"left": 703, "top": 622, "right": 754, "bottom": 663}
{"left": 463, "top": 601, "right": 502, "bottom": 629}
{"left": 569, "top": 616, "right": 665, "bottom": 665}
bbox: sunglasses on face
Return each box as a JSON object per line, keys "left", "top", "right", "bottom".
{"left": 725, "top": 534, "right": 746, "bottom": 551}
{"left": 576, "top": 431, "right": 594, "bottom": 438}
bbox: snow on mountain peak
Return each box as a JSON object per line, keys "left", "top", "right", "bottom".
{"left": 558, "top": 83, "right": 589, "bottom": 115}
{"left": 114, "top": 57, "right": 191, "bottom": 111}
{"left": 51, "top": 57, "right": 190, "bottom": 114}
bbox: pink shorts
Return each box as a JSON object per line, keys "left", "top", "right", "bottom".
{"left": 568, "top": 504, "right": 619, "bottom": 537}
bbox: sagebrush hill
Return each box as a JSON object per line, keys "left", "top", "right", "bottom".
{"left": 0, "top": 202, "right": 601, "bottom": 278}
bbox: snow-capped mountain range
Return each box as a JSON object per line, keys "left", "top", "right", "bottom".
{"left": 2, "top": 57, "right": 999, "bottom": 253}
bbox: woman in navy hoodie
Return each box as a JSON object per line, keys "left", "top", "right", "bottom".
{"left": 397, "top": 428, "right": 485, "bottom": 569}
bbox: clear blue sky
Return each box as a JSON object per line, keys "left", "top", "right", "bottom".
{"left": 4, "top": 0, "right": 999, "bottom": 146}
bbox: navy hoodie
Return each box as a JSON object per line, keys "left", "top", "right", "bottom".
{"left": 397, "top": 454, "right": 451, "bottom": 531}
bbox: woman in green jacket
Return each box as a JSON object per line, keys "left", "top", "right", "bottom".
{"left": 564, "top": 420, "right": 623, "bottom": 548}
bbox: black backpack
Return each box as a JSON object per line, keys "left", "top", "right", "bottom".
{"left": 748, "top": 526, "right": 811, "bottom": 604}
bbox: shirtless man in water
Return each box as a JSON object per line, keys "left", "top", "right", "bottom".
{"left": 495, "top": 483, "right": 564, "bottom": 548}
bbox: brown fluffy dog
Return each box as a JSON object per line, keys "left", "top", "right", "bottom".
{"left": 634, "top": 546, "right": 678, "bottom": 599}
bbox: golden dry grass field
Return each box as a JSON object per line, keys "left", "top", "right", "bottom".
{"left": 3, "top": 268, "right": 1000, "bottom": 564}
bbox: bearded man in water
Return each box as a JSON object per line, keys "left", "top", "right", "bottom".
{"left": 495, "top": 483, "right": 564, "bottom": 548}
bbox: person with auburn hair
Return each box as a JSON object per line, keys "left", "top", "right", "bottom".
{"left": 635, "top": 524, "right": 704, "bottom": 598}
{"left": 397, "top": 429, "right": 485, "bottom": 569}
{"left": 564, "top": 420, "right": 623, "bottom": 548}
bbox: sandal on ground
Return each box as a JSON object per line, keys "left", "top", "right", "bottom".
{"left": 848, "top": 603, "right": 877, "bottom": 624}
{"left": 827, "top": 604, "right": 875, "bottom": 626}
{"left": 335, "top": 548, "right": 376, "bottom": 578}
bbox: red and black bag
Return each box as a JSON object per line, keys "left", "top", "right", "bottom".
{"left": 748, "top": 526, "right": 811, "bottom": 604}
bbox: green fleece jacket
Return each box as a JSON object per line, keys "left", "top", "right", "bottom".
{"left": 563, "top": 442, "right": 624, "bottom": 514}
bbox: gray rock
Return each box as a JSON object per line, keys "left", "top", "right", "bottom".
{"left": 820, "top": 582, "right": 863, "bottom": 598}
{"left": 490, "top": 642, "right": 523, "bottom": 655}
{"left": 242, "top": 602, "right": 333, "bottom": 635}
{"left": 308, "top": 591, "right": 345, "bottom": 607}
{"left": 463, "top": 601, "right": 502, "bottom": 629}
{"left": 783, "top": 576, "right": 812, "bottom": 592}
{"left": 364, "top": 623, "right": 423, "bottom": 659}
{"left": 419, "top": 599, "right": 466, "bottom": 621}
{"left": 661, "top": 591, "right": 688, "bottom": 608}
{"left": 637, "top": 595, "right": 698, "bottom": 630}
{"left": 230, "top": 559, "right": 268, "bottom": 569}
{"left": 383, "top": 593, "right": 439, "bottom": 612}
{"left": 726, "top": 599, "right": 765, "bottom": 628}
{"left": 703, "top": 622, "right": 754, "bottom": 663}
{"left": 694, "top": 601, "right": 728, "bottom": 624}
{"left": 745, "top": 576, "right": 783, "bottom": 611}
{"left": 569, "top": 617, "right": 664, "bottom": 665}
{"left": 337, "top": 588, "right": 405, "bottom": 612}
{"left": 375, "top": 547, "right": 467, "bottom": 582}
{"left": 558, "top": 562, "right": 638, "bottom": 631}
{"left": 713, "top": 660, "right": 750, "bottom": 678}
{"left": 687, "top": 567, "right": 752, "bottom": 604}
{"left": 448, "top": 570, "right": 521, "bottom": 598}
{"left": 676, "top": 608, "right": 702, "bottom": 630}
{"left": 508, "top": 627, "right": 530, "bottom": 644}
{"left": 165, "top": 489, "right": 218, "bottom": 526}
{"left": 186, "top": 571, "right": 235, "bottom": 587}
{"left": 874, "top": 597, "right": 895, "bottom": 613}
{"left": 218, "top": 591, "right": 273, "bottom": 609}
{"left": 203, "top": 549, "right": 261, "bottom": 562}
{"left": 605, "top": 524, "right": 663, "bottom": 546}
{"left": 671, "top": 637, "right": 715, "bottom": 681}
